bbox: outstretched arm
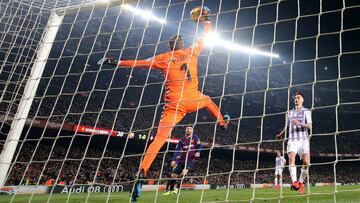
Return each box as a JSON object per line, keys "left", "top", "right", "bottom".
{"left": 118, "top": 58, "right": 154, "bottom": 68}
{"left": 198, "top": 21, "right": 212, "bottom": 45}
{"left": 98, "top": 56, "right": 159, "bottom": 69}
{"left": 192, "top": 21, "right": 211, "bottom": 55}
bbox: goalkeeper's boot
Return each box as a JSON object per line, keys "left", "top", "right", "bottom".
{"left": 298, "top": 182, "right": 305, "bottom": 194}
{"left": 290, "top": 181, "right": 300, "bottom": 191}
{"left": 131, "top": 170, "right": 144, "bottom": 202}
{"left": 221, "top": 114, "right": 231, "bottom": 130}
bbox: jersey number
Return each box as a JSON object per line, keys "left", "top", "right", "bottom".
{"left": 180, "top": 63, "right": 191, "bottom": 82}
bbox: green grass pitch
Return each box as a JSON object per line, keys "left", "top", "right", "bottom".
{"left": 1, "top": 186, "right": 360, "bottom": 203}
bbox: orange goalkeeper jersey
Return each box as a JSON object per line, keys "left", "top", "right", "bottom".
{"left": 118, "top": 22, "right": 211, "bottom": 102}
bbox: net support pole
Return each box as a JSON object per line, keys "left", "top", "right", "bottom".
{"left": 0, "top": 11, "right": 64, "bottom": 187}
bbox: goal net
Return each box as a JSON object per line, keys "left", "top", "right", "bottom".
{"left": 1, "top": 0, "right": 360, "bottom": 202}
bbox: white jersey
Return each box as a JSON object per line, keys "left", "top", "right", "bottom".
{"left": 287, "top": 107, "right": 312, "bottom": 142}
{"left": 275, "top": 156, "right": 286, "bottom": 169}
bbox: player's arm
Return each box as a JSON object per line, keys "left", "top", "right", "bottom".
{"left": 196, "top": 21, "right": 211, "bottom": 48}
{"left": 172, "top": 141, "right": 183, "bottom": 163}
{"left": 276, "top": 127, "right": 286, "bottom": 140}
{"left": 299, "top": 123, "right": 311, "bottom": 129}
{"left": 194, "top": 136, "right": 203, "bottom": 158}
{"left": 276, "top": 112, "right": 289, "bottom": 139}
{"left": 300, "top": 110, "right": 312, "bottom": 130}
{"left": 192, "top": 17, "right": 211, "bottom": 55}
{"left": 98, "top": 56, "right": 160, "bottom": 69}
{"left": 291, "top": 110, "right": 312, "bottom": 129}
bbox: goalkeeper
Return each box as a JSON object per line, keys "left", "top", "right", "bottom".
{"left": 98, "top": 9, "right": 230, "bottom": 201}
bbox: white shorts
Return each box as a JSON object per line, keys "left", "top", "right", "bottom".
{"left": 287, "top": 140, "right": 310, "bottom": 159}
{"left": 275, "top": 168, "right": 283, "bottom": 175}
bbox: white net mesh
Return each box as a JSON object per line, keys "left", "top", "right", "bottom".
{"left": 1, "top": 0, "right": 360, "bottom": 202}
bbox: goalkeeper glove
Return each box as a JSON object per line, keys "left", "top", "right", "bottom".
{"left": 97, "top": 57, "right": 119, "bottom": 66}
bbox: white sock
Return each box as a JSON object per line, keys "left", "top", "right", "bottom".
{"left": 299, "top": 168, "right": 308, "bottom": 183}
{"left": 279, "top": 176, "right": 282, "bottom": 186}
{"left": 275, "top": 177, "right": 278, "bottom": 185}
{"left": 289, "top": 166, "right": 297, "bottom": 183}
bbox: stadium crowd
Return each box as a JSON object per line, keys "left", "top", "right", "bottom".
{"left": 2, "top": 86, "right": 359, "bottom": 187}
{"left": 26, "top": 95, "right": 360, "bottom": 155}
{"left": 6, "top": 143, "right": 360, "bottom": 186}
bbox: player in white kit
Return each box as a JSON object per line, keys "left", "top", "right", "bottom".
{"left": 274, "top": 151, "right": 286, "bottom": 189}
{"left": 276, "top": 91, "right": 312, "bottom": 194}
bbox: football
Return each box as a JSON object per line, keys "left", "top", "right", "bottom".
{"left": 190, "top": 6, "right": 211, "bottom": 22}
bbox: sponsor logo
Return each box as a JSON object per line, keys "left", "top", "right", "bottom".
{"left": 342, "top": 183, "right": 360, "bottom": 186}
{"left": 53, "top": 184, "right": 126, "bottom": 194}
{"left": 213, "top": 184, "right": 246, "bottom": 190}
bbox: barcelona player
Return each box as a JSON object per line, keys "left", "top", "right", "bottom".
{"left": 163, "top": 126, "right": 202, "bottom": 195}
{"left": 98, "top": 10, "right": 230, "bottom": 202}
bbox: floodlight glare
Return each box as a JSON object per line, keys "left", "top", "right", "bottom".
{"left": 204, "top": 32, "right": 279, "bottom": 58}
{"left": 204, "top": 32, "right": 221, "bottom": 47}
{"left": 121, "top": 4, "right": 167, "bottom": 24}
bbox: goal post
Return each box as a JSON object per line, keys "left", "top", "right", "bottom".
{"left": 0, "top": 0, "right": 138, "bottom": 188}
{"left": 0, "top": 11, "right": 64, "bottom": 187}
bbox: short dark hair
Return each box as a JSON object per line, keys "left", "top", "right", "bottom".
{"left": 169, "top": 34, "right": 183, "bottom": 50}
{"left": 295, "top": 91, "right": 304, "bottom": 99}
